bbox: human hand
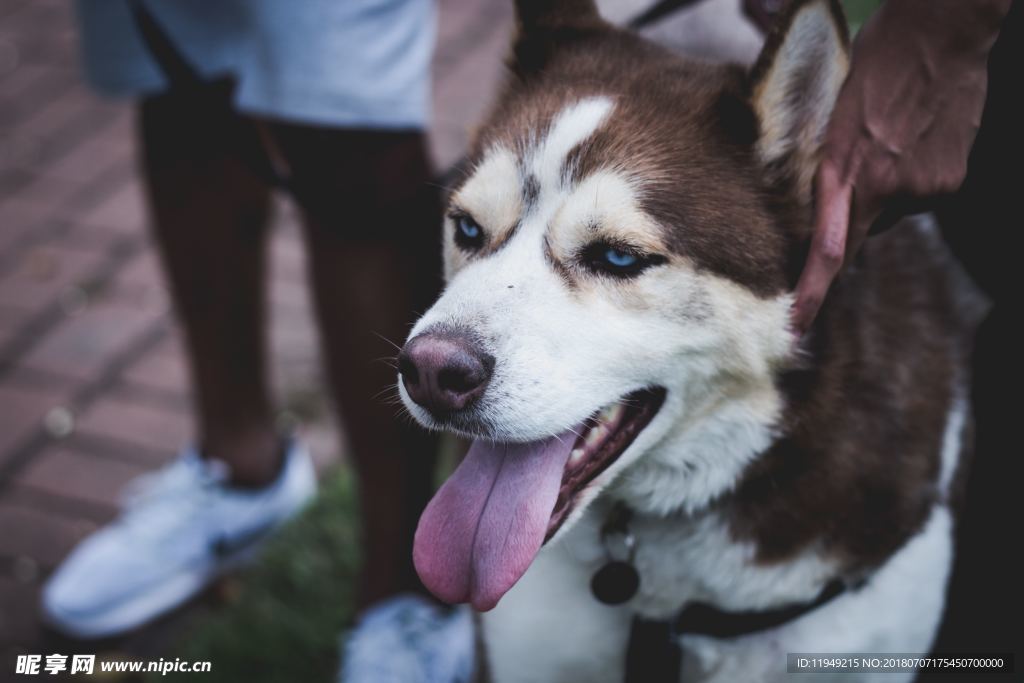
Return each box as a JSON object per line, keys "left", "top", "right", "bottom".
{"left": 791, "top": 0, "right": 1009, "bottom": 335}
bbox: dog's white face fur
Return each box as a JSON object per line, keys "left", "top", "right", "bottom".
{"left": 402, "top": 0, "right": 849, "bottom": 538}
{"left": 404, "top": 99, "right": 793, "bottom": 524}
{"left": 392, "top": 5, "right": 965, "bottom": 679}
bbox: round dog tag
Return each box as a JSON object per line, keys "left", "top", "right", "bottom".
{"left": 591, "top": 561, "right": 640, "bottom": 605}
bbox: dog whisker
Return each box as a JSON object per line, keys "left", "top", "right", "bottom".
{"left": 371, "top": 331, "right": 404, "bottom": 353}
{"left": 371, "top": 385, "right": 399, "bottom": 401}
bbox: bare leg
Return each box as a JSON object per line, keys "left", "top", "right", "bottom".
{"left": 139, "top": 91, "right": 281, "bottom": 487}
{"left": 271, "top": 124, "right": 442, "bottom": 605}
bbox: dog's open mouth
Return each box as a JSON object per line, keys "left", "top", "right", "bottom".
{"left": 413, "top": 387, "right": 664, "bottom": 611}
{"left": 547, "top": 387, "right": 665, "bottom": 541}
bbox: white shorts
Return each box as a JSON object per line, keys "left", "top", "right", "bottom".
{"left": 75, "top": 0, "right": 436, "bottom": 129}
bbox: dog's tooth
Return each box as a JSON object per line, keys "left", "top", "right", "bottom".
{"left": 585, "top": 426, "right": 606, "bottom": 447}
{"left": 597, "top": 403, "right": 624, "bottom": 426}
{"left": 570, "top": 448, "right": 586, "bottom": 464}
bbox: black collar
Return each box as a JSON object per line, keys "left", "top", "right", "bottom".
{"left": 624, "top": 579, "right": 853, "bottom": 683}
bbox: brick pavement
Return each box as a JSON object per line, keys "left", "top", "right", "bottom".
{"left": 0, "top": 0, "right": 513, "bottom": 667}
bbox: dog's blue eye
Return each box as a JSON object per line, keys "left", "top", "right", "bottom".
{"left": 604, "top": 248, "right": 637, "bottom": 268}
{"left": 453, "top": 214, "right": 484, "bottom": 250}
{"left": 582, "top": 242, "right": 665, "bottom": 278}
{"left": 459, "top": 217, "right": 480, "bottom": 239}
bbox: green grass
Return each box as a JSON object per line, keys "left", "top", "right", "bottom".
{"left": 155, "top": 468, "right": 362, "bottom": 683}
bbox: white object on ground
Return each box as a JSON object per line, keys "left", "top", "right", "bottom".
{"left": 340, "top": 593, "right": 476, "bottom": 683}
{"left": 42, "top": 440, "right": 316, "bottom": 638}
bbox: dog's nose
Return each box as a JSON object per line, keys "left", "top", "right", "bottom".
{"left": 399, "top": 331, "right": 494, "bottom": 415}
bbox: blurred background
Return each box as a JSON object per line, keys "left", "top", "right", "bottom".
{"left": 0, "top": 0, "right": 877, "bottom": 680}
{"left": 0, "top": 0, "right": 513, "bottom": 676}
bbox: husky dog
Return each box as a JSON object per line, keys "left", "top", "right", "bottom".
{"left": 396, "top": 1, "right": 976, "bottom": 680}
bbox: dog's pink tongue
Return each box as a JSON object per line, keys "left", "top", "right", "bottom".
{"left": 413, "top": 433, "right": 574, "bottom": 611}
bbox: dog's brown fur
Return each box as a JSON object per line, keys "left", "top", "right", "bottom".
{"left": 455, "top": 0, "right": 976, "bottom": 578}
{"left": 401, "top": 3, "right": 984, "bottom": 679}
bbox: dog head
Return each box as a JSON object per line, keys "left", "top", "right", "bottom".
{"left": 400, "top": 0, "right": 850, "bottom": 610}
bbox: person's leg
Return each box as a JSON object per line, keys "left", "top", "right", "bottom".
{"left": 139, "top": 90, "right": 282, "bottom": 487}
{"left": 270, "top": 124, "right": 442, "bottom": 606}
{"left": 42, "top": 91, "right": 318, "bottom": 638}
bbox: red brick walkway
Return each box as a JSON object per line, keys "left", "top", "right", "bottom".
{"left": 0, "top": 0, "right": 513, "bottom": 666}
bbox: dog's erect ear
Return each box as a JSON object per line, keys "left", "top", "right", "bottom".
{"left": 511, "top": 0, "right": 608, "bottom": 76}
{"left": 749, "top": 0, "right": 849, "bottom": 199}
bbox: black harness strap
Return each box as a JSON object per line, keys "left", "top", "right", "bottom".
{"left": 673, "top": 578, "right": 847, "bottom": 638}
{"left": 625, "top": 579, "right": 850, "bottom": 683}
{"left": 625, "top": 618, "right": 683, "bottom": 683}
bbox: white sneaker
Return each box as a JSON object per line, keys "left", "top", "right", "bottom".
{"left": 42, "top": 440, "right": 316, "bottom": 638}
{"left": 340, "top": 594, "right": 476, "bottom": 683}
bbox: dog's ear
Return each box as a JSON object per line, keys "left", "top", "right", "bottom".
{"left": 511, "top": 0, "right": 608, "bottom": 77}
{"left": 749, "top": 0, "right": 850, "bottom": 199}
